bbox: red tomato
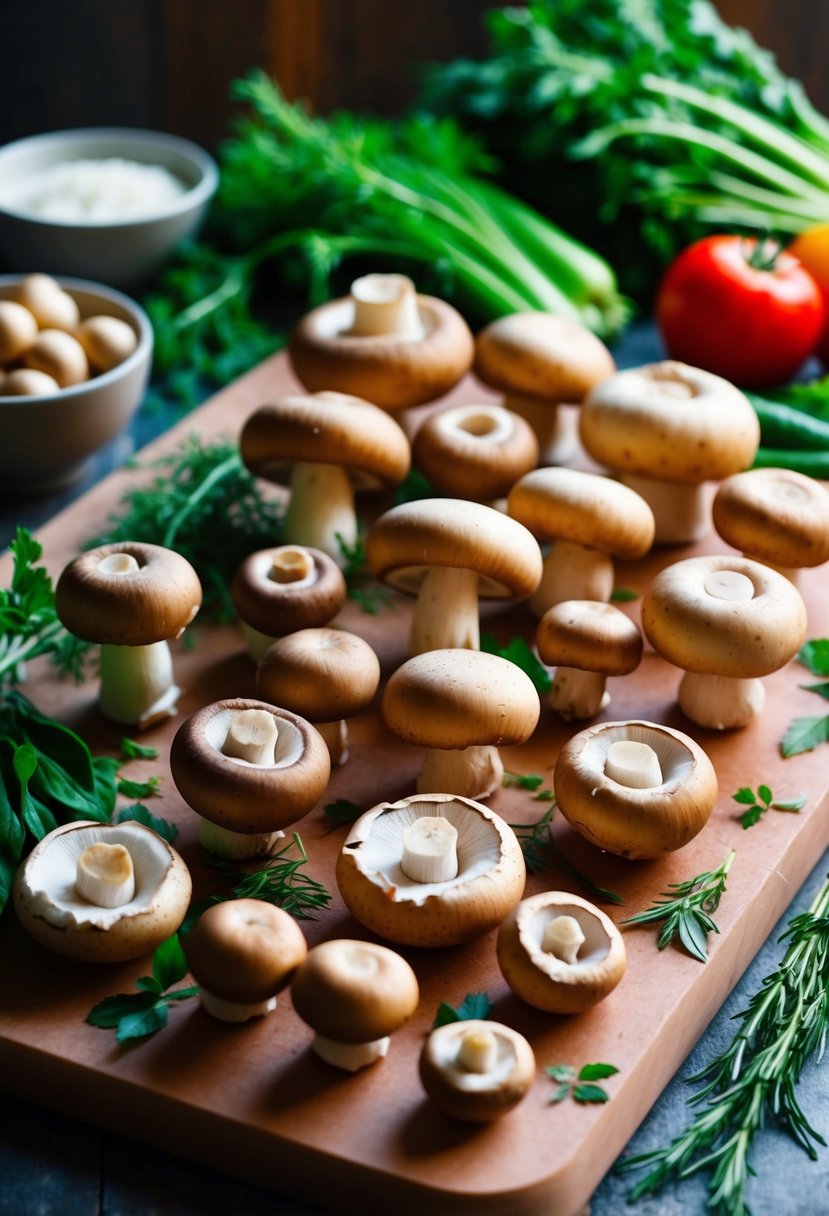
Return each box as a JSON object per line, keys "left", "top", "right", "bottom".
{"left": 656, "top": 235, "right": 824, "bottom": 389}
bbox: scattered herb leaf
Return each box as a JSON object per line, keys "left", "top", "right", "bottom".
{"left": 394, "top": 468, "right": 433, "bottom": 505}
{"left": 116, "top": 775, "right": 162, "bottom": 800}
{"left": 780, "top": 715, "right": 829, "bottom": 758}
{"left": 798, "top": 639, "right": 829, "bottom": 676}
{"left": 732, "top": 786, "right": 806, "bottom": 829}
{"left": 115, "top": 803, "right": 179, "bottom": 844}
{"left": 86, "top": 935, "right": 199, "bottom": 1042}
{"left": 547, "top": 1062, "right": 619, "bottom": 1104}
{"left": 610, "top": 587, "right": 639, "bottom": 603}
{"left": 623, "top": 852, "right": 734, "bottom": 962}
{"left": 433, "top": 991, "right": 493, "bottom": 1029}
{"left": 507, "top": 796, "right": 624, "bottom": 904}
{"left": 503, "top": 770, "right": 546, "bottom": 792}
{"left": 322, "top": 798, "right": 363, "bottom": 827}
{"left": 481, "top": 633, "right": 552, "bottom": 693}
{"left": 120, "top": 739, "right": 159, "bottom": 761}
{"left": 336, "top": 533, "right": 391, "bottom": 616}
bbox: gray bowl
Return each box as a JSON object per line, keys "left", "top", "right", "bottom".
{"left": 0, "top": 275, "right": 153, "bottom": 492}
{"left": 0, "top": 128, "right": 218, "bottom": 288}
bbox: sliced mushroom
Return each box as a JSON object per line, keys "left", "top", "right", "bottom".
{"left": 336, "top": 793, "right": 526, "bottom": 947}
{"left": 420, "top": 1019, "right": 535, "bottom": 1121}
{"left": 13, "top": 820, "right": 191, "bottom": 963}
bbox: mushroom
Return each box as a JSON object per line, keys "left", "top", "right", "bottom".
{"left": 22, "top": 328, "right": 89, "bottom": 387}
{"left": 257, "top": 627, "right": 380, "bottom": 765}
{"left": 507, "top": 467, "right": 655, "bottom": 617}
{"left": 0, "top": 299, "right": 38, "bottom": 363}
{"left": 382, "top": 649, "right": 540, "bottom": 800}
{"left": 230, "top": 544, "right": 347, "bottom": 662}
{"left": 419, "top": 1019, "right": 535, "bottom": 1122}
{"left": 288, "top": 273, "right": 474, "bottom": 411}
{"left": 366, "top": 498, "right": 542, "bottom": 654}
{"left": 497, "top": 891, "right": 626, "bottom": 1014}
{"left": 13, "top": 273, "right": 80, "bottom": 331}
{"left": 183, "top": 898, "right": 307, "bottom": 1022}
{"left": 712, "top": 467, "right": 829, "bottom": 582}
{"left": 75, "top": 315, "right": 138, "bottom": 373}
{"left": 553, "top": 720, "right": 718, "bottom": 859}
{"left": 291, "top": 938, "right": 419, "bottom": 1071}
{"left": 411, "top": 403, "right": 538, "bottom": 503}
{"left": 55, "top": 542, "right": 202, "bottom": 729}
{"left": 536, "top": 600, "right": 643, "bottom": 721}
{"left": 642, "top": 555, "right": 808, "bottom": 729}
{"left": 474, "top": 311, "right": 616, "bottom": 465}
{"left": 1, "top": 368, "right": 60, "bottom": 396}
{"left": 579, "top": 361, "right": 760, "bottom": 544}
{"left": 169, "top": 698, "right": 330, "bottom": 859}
{"left": 239, "top": 390, "right": 410, "bottom": 563}
{"left": 336, "top": 793, "right": 526, "bottom": 947}
{"left": 13, "top": 820, "right": 191, "bottom": 963}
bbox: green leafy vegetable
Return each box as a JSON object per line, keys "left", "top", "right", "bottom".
{"left": 91, "top": 437, "right": 284, "bottom": 622}
{"left": 335, "top": 533, "right": 392, "bottom": 615}
{"left": 781, "top": 639, "right": 829, "bottom": 755}
{"left": 547, "top": 1062, "right": 619, "bottom": 1104}
{"left": 115, "top": 803, "right": 179, "bottom": 844}
{"left": 86, "top": 935, "right": 199, "bottom": 1042}
{"left": 732, "top": 785, "right": 806, "bottom": 829}
{"left": 433, "top": 991, "right": 493, "bottom": 1029}
{"left": 623, "top": 852, "right": 734, "bottom": 962}
{"left": 481, "top": 633, "right": 552, "bottom": 693}
{"left": 619, "top": 875, "right": 829, "bottom": 1214}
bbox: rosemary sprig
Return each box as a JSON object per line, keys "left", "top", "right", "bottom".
{"left": 622, "top": 852, "right": 735, "bottom": 963}
{"left": 619, "top": 875, "right": 829, "bottom": 1215}
{"left": 507, "top": 794, "right": 623, "bottom": 905}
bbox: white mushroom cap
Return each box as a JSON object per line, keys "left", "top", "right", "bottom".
{"left": 554, "top": 720, "right": 718, "bottom": 859}
{"left": 497, "top": 891, "right": 626, "bottom": 1014}
{"left": 475, "top": 312, "right": 615, "bottom": 403}
{"left": 713, "top": 468, "right": 829, "bottom": 570}
{"left": 13, "top": 821, "right": 191, "bottom": 962}
{"left": 537, "top": 601, "right": 643, "bottom": 676}
{"left": 336, "top": 793, "right": 526, "bottom": 947}
{"left": 508, "top": 467, "right": 654, "bottom": 559}
{"left": 419, "top": 1019, "right": 536, "bottom": 1122}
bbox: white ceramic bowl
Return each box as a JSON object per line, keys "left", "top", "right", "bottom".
{"left": 0, "top": 128, "right": 218, "bottom": 287}
{"left": 0, "top": 275, "right": 153, "bottom": 491}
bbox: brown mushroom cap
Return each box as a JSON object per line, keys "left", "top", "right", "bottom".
{"left": 289, "top": 294, "right": 474, "bottom": 410}
{"left": 230, "top": 546, "right": 347, "bottom": 637}
{"left": 536, "top": 601, "right": 643, "bottom": 675}
{"left": 497, "top": 891, "right": 627, "bottom": 1014}
{"left": 412, "top": 403, "right": 538, "bottom": 500}
{"left": 336, "top": 793, "right": 526, "bottom": 947}
{"left": 579, "top": 361, "right": 760, "bottom": 484}
{"left": 383, "top": 649, "right": 540, "bottom": 750}
{"left": 419, "top": 1019, "right": 536, "bottom": 1122}
{"left": 257, "top": 628, "right": 380, "bottom": 721}
{"left": 642, "top": 555, "right": 808, "bottom": 678}
{"left": 713, "top": 468, "right": 829, "bottom": 569}
{"left": 291, "top": 938, "right": 419, "bottom": 1043}
{"left": 13, "top": 820, "right": 192, "bottom": 963}
{"left": 554, "top": 720, "right": 718, "bottom": 859}
{"left": 183, "top": 899, "right": 307, "bottom": 1004}
{"left": 366, "top": 498, "right": 542, "bottom": 600}
{"left": 169, "top": 698, "right": 330, "bottom": 834}
{"left": 475, "top": 312, "right": 615, "bottom": 402}
{"left": 508, "top": 467, "right": 655, "bottom": 558}
{"left": 240, "top": 391, "right": 410, "bottom": 489}
{"left": 56, "top": 542, "right": 202, "bottom": 646}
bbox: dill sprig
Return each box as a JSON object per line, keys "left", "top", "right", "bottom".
{"left": 507, "top": 795, "right": 623, "bottom": 905}
{"left": 91, "top": 436, "right": 283, "bottom": 622}
{"left": 619, "top": 875, "right": 829, "bottom": 1215}
{"left": 623, "top": 852, "right": 735, "bottom": 963}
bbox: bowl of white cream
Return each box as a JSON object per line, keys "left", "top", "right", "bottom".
{"left": 0, "top": 128, "right": 219, "bottom": 287}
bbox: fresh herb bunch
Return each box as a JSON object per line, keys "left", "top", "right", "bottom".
{"left": 421, "top": 0, "right": 829, "bottom": 297}
{"left": 781, "top": 639, "right": 829, "bottom": 756}
{"left": 91, "top": 436, "right": 283, "bottom": 622}
{"left": 619, "top": 874, "right": 829, "bottom": 1215}
{"left": 622, "top": 852, "right": 734, "bottom": 963}
{"left": 86, "top": 935, "right": 199, "bottom": 1043}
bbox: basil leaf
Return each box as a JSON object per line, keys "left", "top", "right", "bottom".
{"left": 10, "top": 692, "right": 95, "bottom": 789}
{"left": 116, "top": 1002, "right": 169, "bottom": 1043}
{"left": 86, "top": 991, "right": 158, "bottom": 1029}
{"left": 152, "top": 935, "right": 188, "bottom": 991}
{"left": 578, "top": 1062, "right": 619, "bottom": 1081}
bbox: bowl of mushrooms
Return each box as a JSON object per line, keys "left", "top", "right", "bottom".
{"left": 0, "top": 272, "right": 152, "bottom": 492}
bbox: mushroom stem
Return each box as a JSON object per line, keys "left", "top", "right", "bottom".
{"left": 410, "top": 567, "right": 480, "bottom": 654}
{"left": 418, "top": 745, "right": 504, "bottom": 801}
{"left": 541, "top": 915, "right": 585, "bottom": 965}
{"left": 311, "top": 1032, "right": 390, "bottom": 1072}
{"left": 198, "top": 818, "right": 285, "bottom": 860}
{"left": 222, "top": 709, "right": 278, "bottom": 765}
{"left": 620, "top": 474, "right": 709, "bottom": 545}
{"left": 529, "top": 541, "right": 613, "bottom": 618}
{"left": 269, "top": 546, "right": 316, "bottom": 584}
{"left": 316, "top": 719, "right": 349, "bottom": 766}
{"left": 604, "top": 740, "right": 663, "bottom": 788}
{"left": 504, "top": 392, "right": 575, "bottom": 466}
{"left": 550, "top": 668, "right": 610, "bottom": 721}
{"left": 240, "top": 620, "right": 278, "bottom": 663}
{"left": 98, "top": 641, "right": 179, "bottom": 728}
{"left": 199, "top": 988, "right": 278, "bottom": 1023}
{"left": 678, "top": 672, "right": 766, "bottom": 730}
{"left": 348, "top": 274, "right": 424, "bottom": 340}
{"left": 401, "top": 816, "right": 459, "bottom": 883}
{"left": 283, "top": 462, "right": 357, "bottom": 563}
{"left": 75, "top": 843, "right": 135, "bottom": 908}
{"left": 739, "top": 553, "right": 800, "bottom": 584}
{"left": 457, "top": 1027, "right": 498, "bottom": 1074}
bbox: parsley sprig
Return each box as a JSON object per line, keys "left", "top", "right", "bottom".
{"left": 433, "top": 991, "right": 493, "bottom": 1029}
{"left": 619, "top": 875, "right": 829, "bottom": 1215}
{"left": 732, "top": 785, "right": 806, "bottom": 830}
{"left": 86, "top": 935, "right": 199, "bottom": 1042}
{"left": 781, "top": 639, "right": 829, "bottom": 756}
{"left": 547, "top": 1062, "right": 619, "bottom": 1104}
{"left": 623, "top": 852, "right": 734, "bottom": 963}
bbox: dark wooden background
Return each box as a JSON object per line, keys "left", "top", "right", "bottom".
{"left": 2, "top": 1, "right": 828, "bottom": 152}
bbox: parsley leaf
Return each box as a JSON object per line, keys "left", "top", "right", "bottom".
{"left": 781, "top": 715, "right": 829, "bottom": 757}
{"left": 547, "top": 1062, "right": 618, "bottom": 1104}
{"left": 433, "top": 991, "right": 493, "bottom": 1028}
{"left": 86, "top": 935, "right": 199, "bottom": 1042}
{"left": 732, "top": 786, "right": 806, "bottom": 829}
{"left": 481, "top": 633, "right": 552, "bottom": 694}
{"left": 115, "top": 803, "right": 179, "bottom": 843}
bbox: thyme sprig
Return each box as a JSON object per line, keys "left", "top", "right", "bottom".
{"left": 619, "top": 875, "right": 829, "bottom": 1215}
{"left": 622, "top": 852, "right": 735, "bottom": 963}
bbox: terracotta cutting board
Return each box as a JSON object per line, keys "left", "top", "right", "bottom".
{"left": 1, "top": 352, "right": 827, "bottom": 1216}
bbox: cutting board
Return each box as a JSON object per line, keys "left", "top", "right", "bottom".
{"left": 1, "top": 352, "right": 827, "bottom": 1216}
